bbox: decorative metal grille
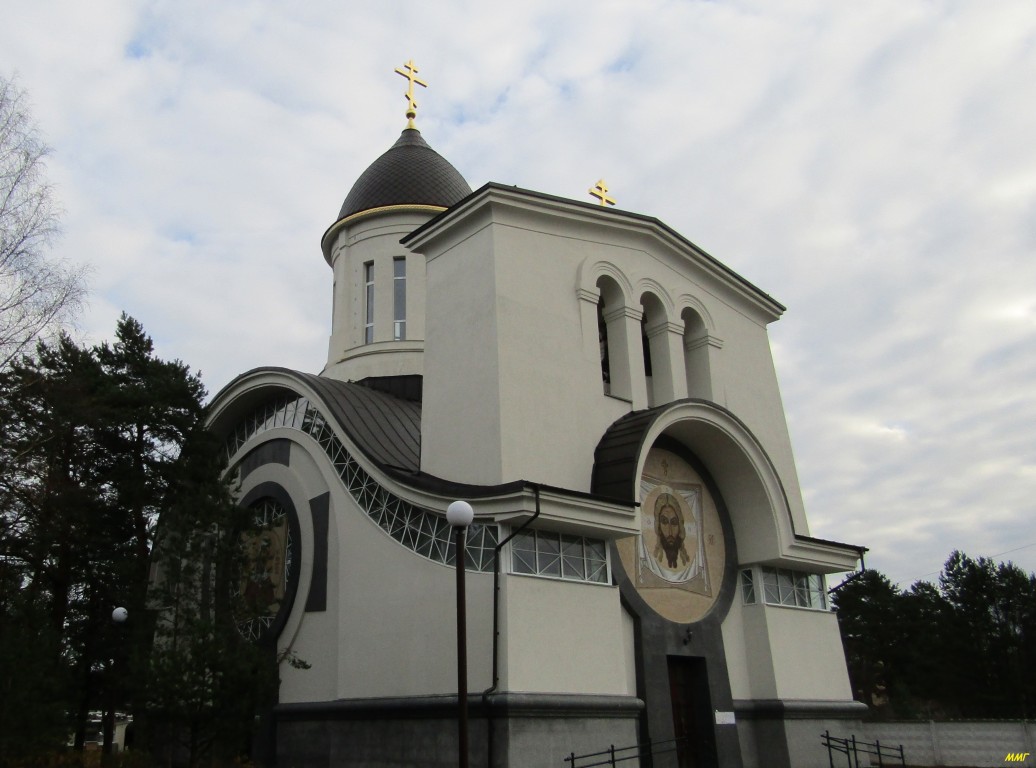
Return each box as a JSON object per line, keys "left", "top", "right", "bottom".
{"left": 225, "top": 394, "right": 497, "bottom": 572}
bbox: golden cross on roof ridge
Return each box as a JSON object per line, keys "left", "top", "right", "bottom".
{"left": 589, "top": 179, "right": 616, "bottom": 207}
{"left": 395, "top": 58, "right": 428, "bottom": 129}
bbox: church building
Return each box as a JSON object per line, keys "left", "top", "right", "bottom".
{"left": 206, "top": 62, "right": 867, "bottom": 768}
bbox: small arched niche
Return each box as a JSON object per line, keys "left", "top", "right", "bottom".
{"left": 640, "top": 292, "right": 670, "bottom": 407}
{"left": 682, "top": 306, "right": 713, "bottom": 400}
{"left": 597, "top": 275, "right": 633, "bottom": 400}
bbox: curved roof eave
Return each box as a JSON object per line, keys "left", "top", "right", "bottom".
{"left": 208, "top": 367, "right": 635, "bottom": 507}
{"left": 208, "top": 367, "right": 421, "bottom": 473}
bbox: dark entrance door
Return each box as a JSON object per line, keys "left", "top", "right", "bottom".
{"left": 667, "top": 656, "right": 716, "bottom": 768}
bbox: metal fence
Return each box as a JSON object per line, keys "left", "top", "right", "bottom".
{"left": 822, "top": 730, "right": 906, "bottom": 768}
{"left": 564, "top": 737, "right": 685, "bottom": 768}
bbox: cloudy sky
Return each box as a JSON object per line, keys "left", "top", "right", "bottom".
{"left": 3, "top": 1, "right": 1034, "bottom": 588}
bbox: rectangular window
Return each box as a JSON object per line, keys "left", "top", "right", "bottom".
{"left": 793, "top": 572, "right": 811, "bottom": 608}
{"left": 393, "top": 257, "right": 406, "bottom": 341}
{"left": 741, "top": 569, "right": 756, "bottom": 604}
{"left": 510, "top": 529, "right": 608, "bottom": 584}
{"left": 539, "top": 532, "right": 561, "bottom": 577}
{"left": 364, "top": 262, "right": 374, "bottom": 344}
{"left": 762, "top": 567, "right": 780, "bottom": 605}
{"left": 511, "top": 530, "right": 537, "bottom": 574}
{"left": 755, "top": 566, "right": 828, "bottom": 610}
{"left": 777, "top": 569, "right": 796, "bottom": 606}
{"left": 809, "top": 573, "right": 827, "bottom": 609}
{"left": 561, "top": 535, "right": 585, "bottom": 580}
{"left": 584, "top": 538, "right": 608, "bottom": 583}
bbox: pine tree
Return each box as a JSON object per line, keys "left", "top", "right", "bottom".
{"left": 0, "top": 332, "right": 109, "bottom": 761}
{"left": 0, "top": 314, "right": 307, "bottom": 765}
{"left": 833, "top": 553, "right": 1036, "bottom": 720}
{"left": 0, "top": 315, "right": 218, "bottom": 761}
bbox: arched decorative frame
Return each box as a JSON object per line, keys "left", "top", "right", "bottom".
{"left": 579, "top": 257, "right": 636, "bottom": 308}
{"left": 636, "top": 278, "right": 677, "bottom": 322}
{"left": 675, "top": 293, "right": 717, "bottom": 337}
{"left": 612, "top": 434, "right": 740, "bottom": 629}
{"left": 238, "top": 481, "right": 303, "bottom": 647}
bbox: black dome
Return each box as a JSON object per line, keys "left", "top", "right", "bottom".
{"left": 338, "top": 128, "right": 472, "bottom": 220}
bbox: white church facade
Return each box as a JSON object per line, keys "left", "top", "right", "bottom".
{"left": 205, "top": 66, "right": 867, "bottom": 768}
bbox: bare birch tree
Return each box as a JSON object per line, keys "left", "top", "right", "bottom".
{"left": 0, "top": 74, "right": 86, "bottom": 369}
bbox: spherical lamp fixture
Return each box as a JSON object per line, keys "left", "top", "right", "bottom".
{"left": 446, "top": 500, "right": 474, "bottom": 528}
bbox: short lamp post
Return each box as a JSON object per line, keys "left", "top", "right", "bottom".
{"left": 446, "top": 500, "right": 474, "bottom": 768}
{"left": 105, "top": 607, "right": 129, "bottom": 754}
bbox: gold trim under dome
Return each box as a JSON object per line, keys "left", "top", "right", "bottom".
{"left": 321, "top": 204, "right": 448, "bottom": 257}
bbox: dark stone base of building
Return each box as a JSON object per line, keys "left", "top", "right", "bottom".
{"left": 733, "top": 699, "right": 868, "bottom": 768}
{"left": 275, "top": 693, "right": 643, "bottom": 768}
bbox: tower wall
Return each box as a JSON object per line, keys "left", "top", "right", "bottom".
{"left": 323, "top": 211, "right": 433, "bottom": 382}
{"left": 412, "top": 187, "right": 806, "bottom": 522}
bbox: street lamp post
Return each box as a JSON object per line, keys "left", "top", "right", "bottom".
{"left": 446, "top": 500, "right": 474, "bottom": 768}
{"left": 104, "top": 607, "right": 129, "bottom": 754}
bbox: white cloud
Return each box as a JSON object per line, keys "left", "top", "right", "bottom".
{"left": 3, "top": 0, "right": 1035, "bottom": 587}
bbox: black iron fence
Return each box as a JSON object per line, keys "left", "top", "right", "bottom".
{"left": 564, "top": 737, "right": 685, "bottom": 767}
{"left": 822, "top": 729, "right": 906, "bottom": 768}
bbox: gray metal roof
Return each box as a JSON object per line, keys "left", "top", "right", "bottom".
{"left": 591, "top": 407, "right": 660, "bottom": 502}
{"left": 292, "top": 371, "right": 422, "bottom": 472}
{"left": 337, "top": 129, "right": 472, "bottom": 220}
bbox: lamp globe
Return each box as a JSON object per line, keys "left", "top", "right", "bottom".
{"left": 446, "top": 500, "right": 474, "bottom": 527}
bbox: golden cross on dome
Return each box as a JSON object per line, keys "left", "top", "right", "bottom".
{"left": 589, "top": 179, "right": 616, "bottom": 207}
{"left": 395, "top": 58, "right": 428, "bottom": 129}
